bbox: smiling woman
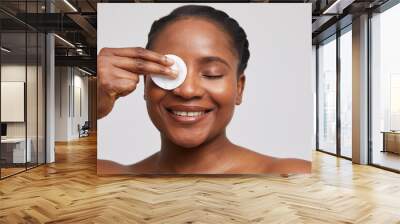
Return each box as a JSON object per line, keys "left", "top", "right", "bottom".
{"left": 97, "top": 5, "right": 311, "bottom": 174}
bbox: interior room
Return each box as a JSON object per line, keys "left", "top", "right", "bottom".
{"left": 1, "top": 27, "right": 46, "bottom": 177}
{"left": 370, "top": 4, "right": 400, "bottom": 171}
{"left": 0, "top": 0, "right": 399, "bottom": 223}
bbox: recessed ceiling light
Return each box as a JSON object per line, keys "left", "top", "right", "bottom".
{"left": 1, "top": 47, "right": 11, "bottom": 53}
{"left": 54, "top": 34, "right": 75, "bottom": 48}
{"left": 78, "top": 67, "right": 93, "bottom": 76}
{"left": 63, "top": 0, "right": 78, "bottom": 12}
{"left": 323, "top": 0, "right": 354, "bottom": 15}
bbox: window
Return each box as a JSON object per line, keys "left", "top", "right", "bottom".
{"left": 370, "top": 2, "right": 400, "bottom": 171}
{"left": 318, "top": 37, "right": 337, "bottom": 154}
{"left": 339, "top": 28, "right": 352, "bottom": 158}
{"left": 317, "top": 26, "right": 353, "bottom": 159}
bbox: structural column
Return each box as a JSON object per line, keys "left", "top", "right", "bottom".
{"left": 352, "top": 14, "right": 369, "bottom": 164}
{"left": 46, "top": 1, "right": 55, "bottom": 163}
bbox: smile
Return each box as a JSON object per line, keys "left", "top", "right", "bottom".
{"left": 165, "top": 105, "right": 214, "bottom": 124}
{"left": 172, "top": 111, "right": 205, "bottom": 117}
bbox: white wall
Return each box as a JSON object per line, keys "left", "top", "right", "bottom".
{"left": 54, "top": 67, "right": 89, "bottom": 141}
{"left": 71, "top": 72, "right": 89, "bottom": 138}
{"left": 1, "top": 63, "right": 46, "bottom": 163}
{"left": 1, "top": 65, "right": 26, "bottom": 140}
{"left": 1, "top": 65, "right": 35, "bottom": 138}
{"left": 55, "top": 66, "right": 69, "bottom": 141}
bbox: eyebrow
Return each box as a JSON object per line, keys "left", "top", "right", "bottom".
{"left": 199, "top": 56, "right": 231, "bottom": 69}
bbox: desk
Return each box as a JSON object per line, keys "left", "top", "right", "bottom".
{"left": 382, "top": 131, "right": 400, "bottom": 154}
{"left": 1, "top": 138, "right": 31, "bottom": 163}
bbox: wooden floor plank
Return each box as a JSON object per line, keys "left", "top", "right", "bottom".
{"left": 0, "top": 134, "right": 400, "bottom": 223}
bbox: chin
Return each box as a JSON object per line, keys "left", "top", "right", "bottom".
{"left": 169, "top": 134, "right": 207, "bottom": 149}
{"left": 173, "top": 138, "right": 205, "bottom": 149}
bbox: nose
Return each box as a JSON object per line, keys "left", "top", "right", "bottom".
{"left": 172, "top": 67, "right": 204, "bottom": 100}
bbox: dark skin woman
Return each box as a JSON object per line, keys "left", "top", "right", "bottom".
{"left": 97, "top": 5, "right": 311, "bottom": 174}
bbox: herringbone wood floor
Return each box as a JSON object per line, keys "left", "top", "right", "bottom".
{"left": 1, "top": 134, "right": 400, "bottom": 224}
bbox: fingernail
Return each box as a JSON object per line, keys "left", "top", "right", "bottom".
{"left": 165, "top": 56, "right": 175, "bottom": 65}
{"left": 170, "top": 69, "right": 178, "bottom": 79}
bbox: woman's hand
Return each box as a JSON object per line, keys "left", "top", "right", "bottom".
{"left": 97, "top": 47, "right": 177, "bottom": 119}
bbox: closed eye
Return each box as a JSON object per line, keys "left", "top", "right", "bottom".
{"left": 202, "top": 74, "right": 224, "bottom": 79}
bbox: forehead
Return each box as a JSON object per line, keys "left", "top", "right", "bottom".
{"left": 149, "top": 17, "right": 238, "bottom": 65}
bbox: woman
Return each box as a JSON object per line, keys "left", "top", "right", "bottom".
{"left": 97, "top": 5, "right": 311, "bottom": 174}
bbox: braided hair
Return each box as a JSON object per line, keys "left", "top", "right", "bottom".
{"left": 145, "top": 5, "right": 250, "bottom": 75}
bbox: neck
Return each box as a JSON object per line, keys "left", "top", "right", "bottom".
{"left": 157, "top": 131, "right": 235, "bottom": 173}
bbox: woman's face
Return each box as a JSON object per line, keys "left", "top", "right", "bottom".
{"left": 145, "top": 17, "right": 245, "bottom": 148}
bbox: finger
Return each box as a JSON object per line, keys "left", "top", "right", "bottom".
{"left": 100, "top": 47, "right": 174, "bottom": 66}
{"left": 116, "top": 79, "right": 138, "bottom": 97}
{"left": 110, "top": 56, "right": 178, "bottom": 79}
{"left": 110, "top": 66, "right": 140, "bottom": 82}
{"left": 99, "top": 66, "right": 138, "bottom": 94}
{"left": 111, "top": 67, "right": 140, "bottom": 97}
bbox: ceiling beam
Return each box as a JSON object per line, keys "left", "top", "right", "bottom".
{"left": 322, "top": 0, "right": 356, "bottom": 14}
{"left": 67, "top": 13, "right": 97, "bottom": 46}
{"left": 55, "top": 55, "right": 96, "bottom": 71}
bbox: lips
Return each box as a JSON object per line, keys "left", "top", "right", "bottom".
{"left": 164, "top": 105, "right": 214, "bottom": 124}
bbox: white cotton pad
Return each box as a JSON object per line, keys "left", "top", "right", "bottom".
{"left": 151, "top": 54, "right": 187, "bottom": 90}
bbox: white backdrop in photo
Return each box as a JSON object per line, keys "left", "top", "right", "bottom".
{"left": 97, "top": 3, "right": 314, "bottom": 165}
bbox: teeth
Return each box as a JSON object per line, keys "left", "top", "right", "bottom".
{"left": 172, "top": 111, "right": 204, "bottom": 117}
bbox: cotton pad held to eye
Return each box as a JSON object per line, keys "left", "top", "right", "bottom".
{"left": 151, "top": 54, "right": 187, "bottom": 90}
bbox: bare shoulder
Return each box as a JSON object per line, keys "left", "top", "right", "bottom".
{"left": 232, "top": 146, "right": 311, "bottom": 174}
{"left": 97, "top": 159, "right": 132, "bottom": 175}
{"left": 266, "top": 158, "right": 311, "bottom": 174}
{"left": 97, "top": 152, "right": 159, "bottom": 175}
{"left": 229, "top": 146, "right": 275, "bottom": 173}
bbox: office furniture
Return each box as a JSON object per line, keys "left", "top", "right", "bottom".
{"left": 0, "top": 138, "right": 32, "bottom": 164}
{"left": 382, "top": 131, "right": 400, "bottom": 154}
{"left": 1, "top": 123, "right": 7, "bottom": 137}
{"left": 79, "top": 121, "right": 90, "bottom": 138}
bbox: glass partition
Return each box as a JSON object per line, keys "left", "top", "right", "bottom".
{"left": 27, "top": 31, "right": 38, "bottom": 169}
{"left": 0, "top": 1, "right": 46, "bottom": 179}
{"left": 26, "top": 0, "right": 41, "bottom": 170}
{"left": 1, "top": 30, "right": 28, "bottom": 177}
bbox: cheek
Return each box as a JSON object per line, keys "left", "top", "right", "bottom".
{"left": 204, "top": 77, "right": 238, "bottom": 128}
{"left": 145, "top": 77, "right": 166, "bottom": 102}
{"left": 144, "top": 79, "right": 167, "bottom": 126}
{"left": 205, "top": 77, "right": 237, "bottom": 107}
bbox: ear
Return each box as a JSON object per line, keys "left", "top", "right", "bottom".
{"left": 235, "top": 73, "right": 245, "bottom": 105}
